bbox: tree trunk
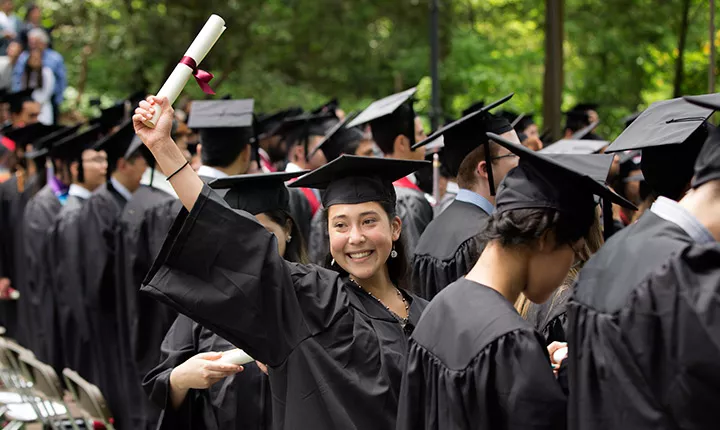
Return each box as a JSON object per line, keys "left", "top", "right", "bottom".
{"left": 673, "top": 0, "right": 691, "bottom": 97}
{"left": 543, "top": 0, "right": 564, "bottom": 142}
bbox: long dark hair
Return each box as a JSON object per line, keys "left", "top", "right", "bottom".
{"left": 22, "top": 54, "right": 43, "bottom": 90}
{"left": 263, "top": 209, "right": 309, "bottom": 264}
{"left": 322, "top": 200, "right": 410, "bottom": 291}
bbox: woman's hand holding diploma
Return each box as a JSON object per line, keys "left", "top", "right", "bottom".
{"left": 133, "top": 96, "right": 204, "bottom": 211}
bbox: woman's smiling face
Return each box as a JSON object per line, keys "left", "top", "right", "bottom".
{"left": 327, "top": 201, "right": 401, "bottom": 280}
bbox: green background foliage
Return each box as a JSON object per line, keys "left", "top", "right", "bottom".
{"left": 36, "top": 0, "right": 718, "bottom": 140}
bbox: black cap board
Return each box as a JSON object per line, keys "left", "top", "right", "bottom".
{"left": 605, "top": 94, "right": 720, "bottom": 152}
{"left": 91, "top": 102, "right": 127, "bottom": 131}
{"left": 289, "top": 154, "right": 430, "bottom": 208}
{"left": 4, "top": 123, "right": 62, "bottom": 148}
{"left": 274, "top": 112, "right": 336, "bottom": 162}
{"left": 26, "top": 124, "right": 82, "bottom": 159}
{"left": 539, "top": 139, "right": 608, "bottom": 155}
{"left": 411, "top": 93, "right": 514, "bottom": 191}
{"left": 487, "top": 132, "right": 635, "bottom": 211}
{"left": 346, "top": 88, "right": 417, "bottom": 129}
{"left": 187, "top": 99, "right": 254, "bottom": 129}
{"left": 683, "top": 96, "right": 720, "bottom": 188}
{"left": 462, "top": 100, "right": 486, "bottom": 117}
{"left": 308, "top": 114, "right": 366, "bottom": 162}
{"left": 93, "top": 119, "right": 136, "bottom": 166}
{"left": 209, "top": 170, "right": 307, "bottom": 215}
{"left": 256, "top": 107, "right": 304, "bottom": 138}
{"left": 312, "top": 98, "right": 339, "bottom": 115}
{"left": 50, "top": 124, "right": 104, "bottom": 160}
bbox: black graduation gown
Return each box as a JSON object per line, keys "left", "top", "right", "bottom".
{"left": 287, "top": 187, "right": 313, "bottom": 245}
{"left": 394, "top": 185, "right": 433, "bottom": 257}
{"left": 78, "top": 181, "right": 139, "bottom": 427}
{"left": 566, "top": 210, "right": 716, "bottom": 429}
{"left": 22, "top": 184, "right": 62, "bottom": 365}
{"left": 411, "top": 200, "right": 490, "bottom": 300}
{"left": 524, "top": 285, "right": 572, "bottom": 345}
{"left": 0, "top": 176, "right": 31, "bottom": 339}
{"left": 113, "top": 185, "right": 177, "bottom": 429}
{"left": 144, "top": 315, "right": 272, "bottom": 430}
{"left": 308, "top": 208, "right": 329, "bottom": 265}
{"left": 46, "top": 193, "right": 93, "bottom": 381}
{"left": 141, "top": 185, "right": 428, "bottom": 430}
{"left": 396, "top": 278, "right": 567, "bottom": 430}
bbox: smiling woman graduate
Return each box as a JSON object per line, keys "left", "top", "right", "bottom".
{"left": 132, "top": 96, "right": 429, "bottom": 430}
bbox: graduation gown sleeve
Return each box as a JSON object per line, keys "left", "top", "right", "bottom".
{"left": 141, "top": 184, "right": 310, "bottom": 367}
{"left": 568, "top": 242, "right": 720, "bottom": 430}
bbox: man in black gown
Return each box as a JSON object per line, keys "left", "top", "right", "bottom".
{"left": 410, "top": 96, "right": 521, "bottom": 300}
{"left": 565, "top": 95, "right": 720, "bottom": 429}
{"left": 44, "top": 124, "right": 107, "bottom": 375}
{"left": 346, "top": 87, "right": 433, "bottom": 255}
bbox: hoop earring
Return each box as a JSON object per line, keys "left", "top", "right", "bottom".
{"left": 390, "top": 243, "right": 398, "bottom": 259}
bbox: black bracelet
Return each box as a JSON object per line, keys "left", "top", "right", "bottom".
{"left": 166, "top": 161, "right": 189, "bottom": 181}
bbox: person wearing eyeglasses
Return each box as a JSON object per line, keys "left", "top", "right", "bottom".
{"left": 410, "top": 98, "right": 521, "bottom": 300}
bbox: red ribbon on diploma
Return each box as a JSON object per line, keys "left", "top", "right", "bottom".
{"left": 180, "top": 56, "right": 216, "bottom": 95}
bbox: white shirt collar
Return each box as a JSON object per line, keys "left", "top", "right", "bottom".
{"left": 197, "top": 165, "right": 229, "bottom": 179}
{"left": 285, "top": 162, "right": 304, "bottom": 173}
{"left": 110, "top": 177, "right": 133, "bottom": 201}
{"left": 68, "top": 183, "right": 92, "bottom": 200}
{"left": 140, "top": 167, "right": 178, "bottom": 198}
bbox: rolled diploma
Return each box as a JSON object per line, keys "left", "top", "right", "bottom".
{"left": 142, "top": 14, "right": 227, "bottom": 128}
{"left": 218, "top": 348, "right": 255, "bottom": 366}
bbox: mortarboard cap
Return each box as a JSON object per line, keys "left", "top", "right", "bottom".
{"left": 570, "top": 120, "right": 600, "bottom": 140}
{"left": 605, "top": 95, "right": 720, "bottom": 152}
{"left": 209, "top": 170, "right": 307, "bottom": 215}
{"left": 289, "top": 155, "right": 429, "bottom": 208}
{"left": 487, "top": 132, "right": 635, "bottom": 215}
{"left": 683, "top": 96, "right": 720, "bottom": 188}
{"left": 462, "top": 100, "right": 486, "bottom": 117}
{"left": 187, "top": 99, "right": 255, "bottom": 129}
{"left": 50, "top": 124, "right": 104, "bottom": 160}
{"left": 411, "top": 93, "right": 514, "bottom": 189}
{"left": 540, "top": 139, "right": 608, "bottom": 155}
{"left": 312, "top": 98, "right": 339, "bottom": 115}
{"left": 93, "top": 119, "right": 136, "bottom": 165}
{"left": 308, "top": 114, "right": 366, "bottom": 162}
{"left": 346, "top": 88, "right": 416, "bottom": 129}
{"left": 256, "top": 107, "right": 304, "bottom": 138}
{"left": 26, "top": 124, "right": 82, "bottom": 159}
{"left": 92, "top": 102, "right": 127, "bottom": 131}
{"left": 274, "top": 112, "right": 337, "bottom": 161}
{"left": 4, "top": 123, "right": 61, "bottom": 148}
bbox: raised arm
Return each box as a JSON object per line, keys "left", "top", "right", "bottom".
{"left": 133, "top": 96, "right": 204, "bottom": 211}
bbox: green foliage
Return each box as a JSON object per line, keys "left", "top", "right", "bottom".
{"left": 36, "top": 0, "right": 717, "bottom": 139}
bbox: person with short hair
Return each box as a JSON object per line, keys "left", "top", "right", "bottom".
{"left": 12, "top": 27, "right": 65, "bottom": 123}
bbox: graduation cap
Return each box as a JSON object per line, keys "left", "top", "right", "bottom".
{"left": 5, "top": 89, "right": 35, "bottom": 113}
{"left": 570, "top": 120, "right": 600, "bottom": 140}
{"left": 289, "top": 155, "right": 429, "bottom": 208}
{"left": 462, "top": 100, "right": 486, "bottom": 117}
{"left": 274, "top": 112, "right": 337, "bottom": 162}
{"left": 209, "top": 170, "right": 307, "bottom": 215}
{"left": 187, "top": 99, "right": 256, "bottom": 166}
{"left": 26, "top": 124, "right": 82, "bottom": 159}
{"left": 50, "top": 124, "right": 104, "bottom": 161}
{"left": 539, "top": 139, "right": 608, "bottom": 155}
{"left": 346, "top": 88, "right": 417, "bottom": 152}
{"left": 312, "top": 98, "right": 339, "bottom": 115}
{"left": 256, "top": 107, "right": 304, "bottom": 138}
{"left": 487, "top": 132, "right": 635, "bottom": 240}
{"left": 683, "top": 96, "right": 720, "bottom": 188}
{"left": 3, "top": 123, "right": 61, "bottom": 149}
{"left": 308, "top": 114, "right": 366, "bottom": 162}
{"left": 412, "top": 93, "right": 514, "bottom": 193}
{"left": 92, "top": 102, "right": 127, "bottom": 131}
{"left": 93, "top": 119, "right": 136, "bottom": 168}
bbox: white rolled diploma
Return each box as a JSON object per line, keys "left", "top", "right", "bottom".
{"left": 218, "top": 348, "right": 255, "bottom": 366}
{"left": 552, "top": 346, "right": 568, "bottom": 364}
{"left": 142, "top": 14, "right": 227, "bottom": 128}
